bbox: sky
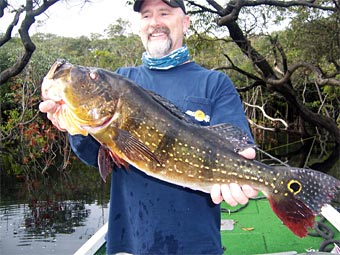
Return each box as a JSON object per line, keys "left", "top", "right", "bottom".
{"left": 0, "top": 0, "right": 141, "bottom": 37}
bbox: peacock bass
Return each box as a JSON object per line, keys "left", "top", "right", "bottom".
{"left": 41, "top": 60, "right": 340, "bottom": 238}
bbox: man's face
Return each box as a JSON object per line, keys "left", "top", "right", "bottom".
{"left": 139, "top": 0, "right": 190, "bottom": 58}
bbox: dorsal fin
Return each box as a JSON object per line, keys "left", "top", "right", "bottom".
{"left": 206, "top": 123, "right": 255, "bottom": 152}
{"left": 147, "top": 90, "right": 196, "bottom": 124}
{"left": 144, "top": 88, "right": 254, "bottom": 152}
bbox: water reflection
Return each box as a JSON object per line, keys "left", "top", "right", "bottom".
{"left": 0, "top": 166, "right": 110, "bottom": 255}
{"left": 1, "top": 202, "right": 108, "bottom": 254}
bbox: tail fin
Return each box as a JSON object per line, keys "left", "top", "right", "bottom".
{"left": 267, "top": 167, "right": 339, "bottom": 237}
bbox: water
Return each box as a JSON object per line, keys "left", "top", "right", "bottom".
{"left": 0, "top": 168, "right": 111, "bottom": 255}
{"left": 0, "top": 202, "right": 108, "bottom": 254}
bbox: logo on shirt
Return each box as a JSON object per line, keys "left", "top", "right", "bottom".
{"left": 185, "top": 109, "right": 210, "bottom": 123}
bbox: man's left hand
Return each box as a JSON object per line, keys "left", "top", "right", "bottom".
{"left": 210, "top": 147, "right": 258, "bottom": 205}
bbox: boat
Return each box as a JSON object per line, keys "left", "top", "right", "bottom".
{"left": 74, "top": 222, "right": 107, "bottom": 255}
{"left": 74, "top": 197, "right": 340, "bottom": 255}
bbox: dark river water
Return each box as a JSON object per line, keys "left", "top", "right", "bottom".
{"left": 0, "top": 201, "right": 108, "bottom": 254}
{"left": 0, "top": 166, "right": 111, "bottom": 255}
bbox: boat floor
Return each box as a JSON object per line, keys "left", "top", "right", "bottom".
{"left": 220, "top": 197, "right": 339, "bottom": 254}
{"left": 95, "top": 197, "right": 339, "bottom": 255}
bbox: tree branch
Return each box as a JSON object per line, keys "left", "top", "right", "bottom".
{"left": 0, "top": 0, "right": 8, "bottom": 17}
{"left": 0, "top": 0, "right": 61, "bottom": 85}
{"left": 198, "top": 0, "right": 340, "bottom": 143}
{"left": 216, "top": 0, "right": 338, "bottom": 25}
{"left": 267, "top": 62, "right": 340, "bottom": 87}
{"left": 244, "top": 102, "right": 289, "bottom": 128}
{"left": 0, "top": 6, "right": 24, "bottom": 47}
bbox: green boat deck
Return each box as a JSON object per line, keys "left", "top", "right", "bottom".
{"left": 95, "top": 196, "right": 339, "bottom": 254}
{"left": 220, "top": 197, "right": 339, "bottom": 254}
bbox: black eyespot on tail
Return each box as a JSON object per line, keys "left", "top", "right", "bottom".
{"left": 288, "top": 180, "right": 302, "bottom": 195}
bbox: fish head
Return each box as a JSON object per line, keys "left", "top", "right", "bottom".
{"left": 41, "top": 59, "right": 119, "bottom": 135}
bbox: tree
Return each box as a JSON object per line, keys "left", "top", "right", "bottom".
{"left": 186, "top": 0, "right": 340, "bottom": 143}
{"left": 0, "top": 23, "right": 143, "bottom": 177}
{"left": 0, "top": 0, "right": 101, "bottom": 84}
{"left": 0, "top": 0, "right": 62, "bottom": 84}
{"left": 1, "top": 0, "right": 339, "bottom": 176}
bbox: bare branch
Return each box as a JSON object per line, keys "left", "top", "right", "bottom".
{"left": 0, "top": 0, "right": 8, "bottom": 17}
{"left": 216, "top": 0, "right": 338, "bottom": 26}
{"left": 0, "top": 6, "right": 24, "bottom": 46}
{"left": 186, "top": 0, "right": 220, "bottom": 14}
{"left": 248, "top": 118, "right": 277, "bottom": 131}
{"left": 242, "top": 0, "right": 337, "bottom": 11}
{"left": 217, "top": 53, "right": 262, "bottom": 81}
{"left": 244, "top": 102, "right": 289, "bottom": 128}
{"left": 0, "top": 0, "right": 61, "bottom": 85}
{"left": 267, "top": 62, "right": 340, "bottom": 87}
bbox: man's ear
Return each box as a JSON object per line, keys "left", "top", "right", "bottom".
{"left": 183, "top": 15, "right": 190, "bottom": 34}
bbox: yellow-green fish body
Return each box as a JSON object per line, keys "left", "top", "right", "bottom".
{"left": 41, "top": 60, "right": 340, "bottom": 238}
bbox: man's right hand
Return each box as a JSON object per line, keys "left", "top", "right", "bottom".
{"left": 39, "top": 100, "right": 66, "bottom": 132}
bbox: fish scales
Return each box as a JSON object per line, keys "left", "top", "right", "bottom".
{"left": 110, "top": 89, "right": 269, "bottom": 191}
{"left": 41, "top": 60, "right": 340, "bottom": 238}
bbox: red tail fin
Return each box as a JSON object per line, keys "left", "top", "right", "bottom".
{"left": 268, "top": 195, "right": 315, "bottom": 237}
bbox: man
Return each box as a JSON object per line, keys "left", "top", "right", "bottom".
{"left": 40, "top": 0, "right": 257, "bottom": 254}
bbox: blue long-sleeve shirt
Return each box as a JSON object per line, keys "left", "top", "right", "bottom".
{"left": 69, "top": 62, "right": 253, "bottom": 254}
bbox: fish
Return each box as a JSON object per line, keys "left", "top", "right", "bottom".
{"left": 41, "top": 59, "right": 340, "bottom": 238}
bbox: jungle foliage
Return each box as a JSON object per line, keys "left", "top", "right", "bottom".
{"left": 1, "top": 1, "right": 339, "bottom": 179}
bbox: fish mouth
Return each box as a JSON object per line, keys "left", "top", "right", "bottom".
{"left": 46, "top": 59, "right": 72, "bottom": 80}
{"left": 41, "top": 59, "right": 73, "bottom": 102}
{"left": 79, "top": 114, "right": 114, "bottom": 134}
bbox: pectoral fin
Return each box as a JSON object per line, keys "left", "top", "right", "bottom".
{"left": 116, "top": 129, "right": 161, "bottom": 166}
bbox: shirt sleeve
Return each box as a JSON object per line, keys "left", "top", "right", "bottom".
{"left": 210, "top": 73, "right": 254, "bottom": 144}
{"left": 69, "top": 134, "right": 100, "bottom": 167}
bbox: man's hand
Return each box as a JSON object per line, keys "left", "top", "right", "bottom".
{"left": 39, "top": 100, "right": 66, "bottom": 132}
{"left": 210, "top": 147, "right": 258, "bottom": 205}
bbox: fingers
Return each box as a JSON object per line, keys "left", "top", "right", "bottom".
{"left": 210, "top": 148, "right": 257, "bottom": 205}
{"left": 241, "top": 184, "right": 258, "bottom": 198}
{"left": 238, "top": 147, "right": 256, "bottom": 159}
{"left": 39, "top": 100, "right": 66, "bottom": 132}
{"left": 210, "top": 184, "right": 223, "bottom": 204}
{"left": 39, "top": 100, "right": 59, "bottom": 113}
{"left": 210, "top": 183, "right": 258, "bottom": 206}
{"left": 223, "top": 183, "right": 248, "bottom": 206}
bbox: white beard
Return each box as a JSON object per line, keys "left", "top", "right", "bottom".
{"left": 146, "top": 38, "right": 172, "bottom": 58}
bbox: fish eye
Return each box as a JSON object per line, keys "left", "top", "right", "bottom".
{"left": 89, "top": 71, "right": 98, "bottom": 80}
{"left": 287, "top": 180, "right": 302, "bottom": 195}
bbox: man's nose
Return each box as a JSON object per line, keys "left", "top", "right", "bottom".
{"left": 150, "top": 15, "right": 161, "bottom": 27}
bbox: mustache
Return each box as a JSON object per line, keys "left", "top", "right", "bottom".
{"left": 148, "top": 26, "right": 170, "bottom": 36}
